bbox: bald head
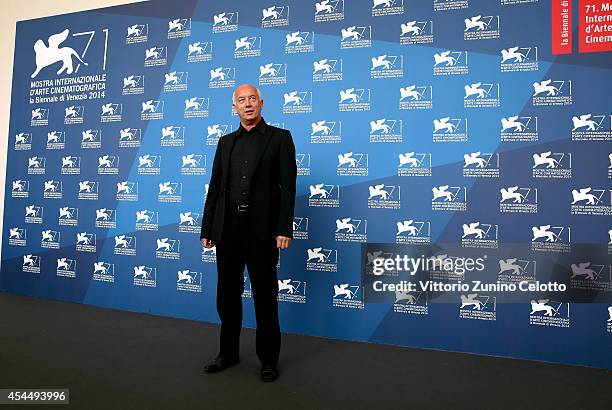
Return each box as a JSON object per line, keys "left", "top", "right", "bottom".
{"left": 232, "top": 84, "right": 262, "bottom": 105}
{"left": 233, "top": 84, "right": 264, "bottom": 129}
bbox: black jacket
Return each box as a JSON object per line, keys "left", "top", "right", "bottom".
{"left": 200, "top": 120, "right": 297, "bottom": 243}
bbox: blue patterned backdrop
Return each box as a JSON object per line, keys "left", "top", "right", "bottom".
{"left": 2, "top": 0, "right": 612, "bottom": 369}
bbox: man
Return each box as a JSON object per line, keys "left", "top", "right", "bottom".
{"left": 200, "top": 84, "right": 296, "bottom": 382}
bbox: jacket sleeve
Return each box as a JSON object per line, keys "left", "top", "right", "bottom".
{"left": 200, "top": 140, "right": 223, "bottom": 239}
{"left": 275, "top": 130, "right": 297, "bottom": 238}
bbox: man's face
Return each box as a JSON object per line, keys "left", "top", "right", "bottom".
{"left": 234, "top": 86, "right": 263, "bottom": 124}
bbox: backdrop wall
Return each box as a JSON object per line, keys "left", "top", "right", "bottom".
{"left": 2, "top": 0, "right": 611, "bottom": 369}
{"left": 0, "top": 0, "right": 145, "bottom": 254}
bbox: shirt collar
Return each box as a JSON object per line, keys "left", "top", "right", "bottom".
{"left": 237, "top": 118, "right": 267, "bottom": 136}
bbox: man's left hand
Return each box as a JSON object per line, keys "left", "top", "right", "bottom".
{"left": 276, "top": 236, "right": 292, "bottom": 250}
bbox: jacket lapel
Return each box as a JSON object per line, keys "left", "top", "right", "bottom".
{"left": 221, "top": 131, "right": 239, "bottom": 183}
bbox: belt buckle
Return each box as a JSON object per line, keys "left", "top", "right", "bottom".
{"left": 237, "top": 203, "right": 249, "bottom": 212}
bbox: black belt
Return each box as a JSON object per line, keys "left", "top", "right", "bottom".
{"left": 228, "top": 203, "right": 250, "bottom": 213}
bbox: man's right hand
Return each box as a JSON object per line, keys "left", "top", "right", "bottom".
{"left": 201, "top": 238, "right": 214, "bottom": 248}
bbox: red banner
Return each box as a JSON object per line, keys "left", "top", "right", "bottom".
{"left": 552, "top": 0, "right": 573, "bottom": 54}
{"left": 579, "top": 0, "right": 612, "bottom": 53}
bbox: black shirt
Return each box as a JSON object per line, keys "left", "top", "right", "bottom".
{"left": 228, "top": 119, "right": 267, "bottom": 204}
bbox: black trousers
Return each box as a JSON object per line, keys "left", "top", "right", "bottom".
{"left": 214, "top": 207, "right": 281, "bottom": 365}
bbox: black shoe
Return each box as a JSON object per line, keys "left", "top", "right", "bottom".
{"left": 260, "top": 363, "right": 279, "bottom": 382}
{"left": 203, "top": 355, "right": 240, "bottom": 373}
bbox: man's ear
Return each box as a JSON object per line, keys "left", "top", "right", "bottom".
{"left": 260, "top": 99, "right": 264, "bottom": 109}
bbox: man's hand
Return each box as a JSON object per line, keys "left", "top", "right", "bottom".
{"left": 276, "top": 236, "right": 292, "bottom": 250}
{"left": 201, "top": 238, "right": 214, "bottom": 249}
